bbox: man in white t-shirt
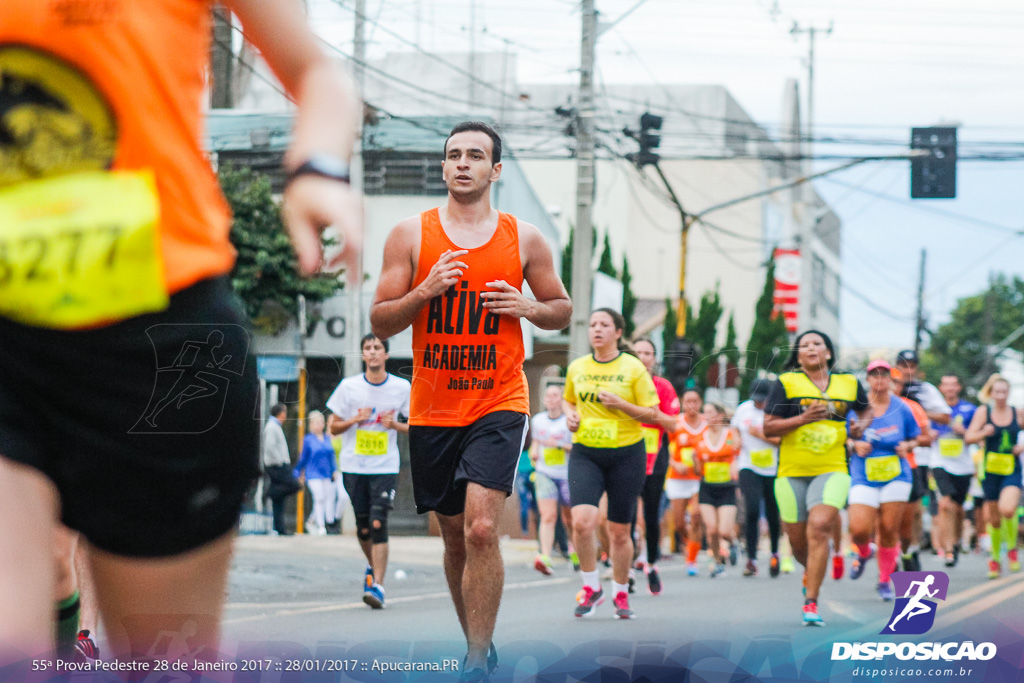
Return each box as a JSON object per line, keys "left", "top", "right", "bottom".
{"left": 327, "top": 334, "right": 411, "bottom": 610}
{"left": 731, "top": 380, "right": 783, "bottom": 578}
{"left": 530, "top": 384, "right": 575, "bottom": 575}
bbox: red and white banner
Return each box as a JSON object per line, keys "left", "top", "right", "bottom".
{"left": 773, "top": 248, "right": 801, "bottom": 333}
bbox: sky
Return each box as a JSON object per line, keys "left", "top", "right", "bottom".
{"left": 302, "top": 0, "right": 1024, "bottom": 350}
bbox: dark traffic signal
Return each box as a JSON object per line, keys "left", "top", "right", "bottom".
{"left": 911, "top": 127, "right": 957, "bottom": 199}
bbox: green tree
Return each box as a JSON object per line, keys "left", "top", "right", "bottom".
{"left": 687, "top": 287, "right": 723, "bottom": 385}
{"left": 722, "top": 313, "right": 740, "bottom": 366}
{"left": 597, "top": 232, "right": 617, "bottom": 278}
{"left": 743, "top": 254, "right": 790, "bottom": 395}
{"left": 921, "top": 274, "right": 1024, "bottom": 393}
{"left": 662, "top": 297, "right": 678, "bottom": 354}
{"left": 621, "top": 256, "right": 638, "bottom": 337}
{"left": 220, "top": 165, "right": 342, "bottom": 334}
{"left": 560, "top": 223, "right": 597, "bottom": 299}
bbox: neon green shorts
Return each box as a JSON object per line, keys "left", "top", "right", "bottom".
{"left": 774, "top": 472, "right": 851, "bottom": 524}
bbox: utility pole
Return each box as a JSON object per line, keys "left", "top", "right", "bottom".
{"left": 569, "top": 0, "right": 597, "bottom": 360}
{"left": 346, "top": 0, "right": 367, "bottom": 369}
{"left": 913, "top": 249, "right": 927, "bottom": 355}
{"left": 789, "top": 22, "right": 832, "bottom": 160}
{"left": 468, "top": 0, "right": 477, "bottom": 104}
{"left": 210, "top": 4, "right": 233, "bottom": 108}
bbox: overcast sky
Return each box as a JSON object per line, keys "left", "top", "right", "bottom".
{"left": 305, "top": 0, "right": 1024, "bottom": 351}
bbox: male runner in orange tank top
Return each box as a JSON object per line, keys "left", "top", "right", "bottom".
{"left": 372, "top": 122, "right": 571, "bottom": 680}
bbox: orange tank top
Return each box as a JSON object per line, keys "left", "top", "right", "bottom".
{"left": 1, "top": 1, "right": 233, "bottom": 296}
{"left": 695, "top": 428, "right": 741, "bottom": 484}
{"left": 669, "top": 417, "right": 706, "bottom": 481}
{"left": 409, "top": 208, "right": 530, "bottom": 426}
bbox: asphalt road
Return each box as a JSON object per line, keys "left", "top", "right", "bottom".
{"left": 220, "top": 534, "right": 1024, "bottom": 682}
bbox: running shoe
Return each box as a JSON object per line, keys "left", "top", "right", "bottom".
{"left": 710, "top": 562, "right": 725, "bottom": 578}
{"left": 364, "top": 564, "right": 374, "bottom": 591}
{"left": 74, "top": 630, "right": 99, "bottom": 662}
{"left": 600, "top": 552, "right": 610, "bottom": 567}
{"left": 628, "top": 567, "right": 636, "bottom": 594}
{"left": 781, "top": 555, "right": 795, "bottom": 574}
{"left": 1008, "top": 549, "right": 1021, "bottom": 573}
{"left": 647, "top": 566, "right": 662, "bottom": 595}
{"left": 570, "top": 551, "right": 581, "bottom": 572}
{"left": 769, "top": 554, "right": 781, "bottom": 578}
{"left": 613, "top": 591, "right": 635, "bottom": 619}
{"left": 574, "top": 586, "right": 605, "bottom": 617}
{"left": 832, "top": 554, "right": 844, "bottom": 580}
{"left": 363, "top": 583, "right": 385, "bottom": 609}
{"left": 686, "top": 562, "right": 699, "bottom": 577}
{"left": 487, "top": 642, "right": 499, "bottom": 675}
{"left": 849, "top": 547, "right": 875, "bottom": 581}
{"left": 728, "top": 543, "right": 738, "bottom": 566}
{"left": 987, "top": 559, "right": 1001, "bottom": 580}
{"left": 877, "top": 581, "right": 895, "bottom": 602}
{"left": 534, "top": 554, "right": 554, "bottom": 576}
{"left": 802, "top": 600, "right": 824, "bottom": 626}
{"left": 743, "top": 559, "right": 757, "bottom": 577}
{"left": 944, "top": 552, "right": 956, "bottom": 568}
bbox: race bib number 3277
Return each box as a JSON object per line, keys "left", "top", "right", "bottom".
{"left": 0, "top": 171, "right": 167, "bottom": 328}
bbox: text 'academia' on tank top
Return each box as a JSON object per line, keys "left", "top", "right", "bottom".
{"left": 408, "top": 208, "right": 529, "bottom": 427}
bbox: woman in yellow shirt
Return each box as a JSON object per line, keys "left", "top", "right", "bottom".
{"left": 564, "top": 309, "right": 660, "bottom": 620}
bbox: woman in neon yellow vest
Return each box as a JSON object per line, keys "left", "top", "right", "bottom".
{"left": 763, "top": 330, "right": 871, "bottom": 626}
{"left": 964, "top": 373, "right": 1023, "bottom": 578}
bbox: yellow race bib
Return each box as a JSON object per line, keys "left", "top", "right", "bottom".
{"left": 355, "top": 429, "right": 389, "bottom": 456}
{"left": 679, "top": 447, "right": 695, "bottom": 468}
{"left": 704, "top": 461, "right": 731, "bottom": 484}
{"left": 938, "top": 438, "right": 964, "bottom": 458}
{"left": 0, "top": 171, "right": 167, "bottom": 328}
{"left": 986, "top": 452, "right": 1016, "bottom": 476}
{"left": 795, "top": 422, "right": 839, "bottom": 454}
{"left": 750, "top": 448, "right": 774, "bottom": 469}
{"left": 542, "top": 447, "right": 567, "bottom": 467}
{"left": 865, "top": 455, "right": 901, "bottom": 483}
{"left": 642, "top": 426, "right": 661, "bottom": 454}
{"left": 577, "top": 418, "right": 618, "bottom": 448}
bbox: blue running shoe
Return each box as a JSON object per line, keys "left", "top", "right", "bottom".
{"left": 877, "top": 581, "right": 895, "bottom": 602}
{"left": 802, "top": 601, "right": 824, "bottom": 626}
{"left": 363, "top": 583, "right": 385, "bottom": 609}
{"left": 849, "top": 547, "right": 875, "bottom": 581}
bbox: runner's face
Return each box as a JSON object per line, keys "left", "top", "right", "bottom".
{"left": 991, "top": 381, "right": 1009, "bottom": 406}
{"left": 309, "top": 413, "right": 325, "bottom": 434}
{"left": 543, "top": 385, "right": 562, "bottom": 411}
{"left": 897, "top": 361, "right": 918, "bottom": 381}
{"left": 703, "top": 404, "right": 723, "bottom": 425}
{"left": 939, "top": 376, "right": 961, "bottom": 402}
{"left": 867, "top": 369, "right": 891, "bottom": 396}
{"left": 633, "top": 341, "right": 657, "bottom": 373}
{"left": 362, "top": 339, "right": 387, "bottom": 368}
{"left": 588, "top": 311, "right": 621, "bottom": 352}
{"left": 443, "top": 131, "right": 499, "bottom": 199}
{"left": 682, "top": 391, "right": 702, "bottom": 417}
{"left": 797, "top": 334, "right": 828, "bottom": 370}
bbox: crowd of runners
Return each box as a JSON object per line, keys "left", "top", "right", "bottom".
{"left": 2, "top": 4, "right": 1022, "bottom": 682}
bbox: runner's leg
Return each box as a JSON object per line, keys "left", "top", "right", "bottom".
{"left": 461, "top": 483, "right": 507, "bottom": 670}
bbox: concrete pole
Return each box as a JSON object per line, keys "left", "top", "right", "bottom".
{"left": 569, "top": 0, "right": 598, "bottom": 360}
{"left": 347, "top": 0, "right": 367, "bottom": 371}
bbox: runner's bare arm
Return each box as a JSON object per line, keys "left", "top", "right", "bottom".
{"left": 483, "top": 223, "right": 571, "bottom": 329}
{"left": 370, "top": 219, "right": 468, "bottom": 340}
{"left": 226, "top": 0, "right": 363, "bottom": 278}
{"left": 963, "top": 405, "right": 991, "bottom": 445}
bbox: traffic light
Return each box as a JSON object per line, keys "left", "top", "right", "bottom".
{"left": 665, "top": 338, "right": 698, "bottom": 396}
{"left": 910, "top": 127, "right": 956, "bottom": 199}
{"left": 625, "top": 112, "right": 663, "bottom": 167}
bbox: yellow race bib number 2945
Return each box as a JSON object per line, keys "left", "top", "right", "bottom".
{"left": 0, "top": 171, "right": 167, "bottom": 328}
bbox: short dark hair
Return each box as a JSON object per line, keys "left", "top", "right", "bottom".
{"left": 361, "top": 333, "right": 388, "bottom": 353}
{"left": 445, "top": 121, "right": 502, "bottom": 164}
{"left": 270, "top": 403, "right": 287, "bottom": 418}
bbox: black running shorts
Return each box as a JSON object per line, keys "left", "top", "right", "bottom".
{"left": 408, "top": 411, "right": 529, "bottom": 516}
{"left": 698, "top": 482, "right": 738, "bottom": 508}
{"left": 343, "top": 472, "right": 398, "bottom": 516}
{"left": 0, "top": 277, "right": 260, "bottom": 558}
{"left": 932, "top": 468, "right": 971, "bottom": 506}
{"left": 568, "top": 440, "right": 646, "bottom": 524}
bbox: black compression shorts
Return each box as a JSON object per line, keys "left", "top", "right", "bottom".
{"left": 568, "top": 441, "right": 646, "bottom": 524}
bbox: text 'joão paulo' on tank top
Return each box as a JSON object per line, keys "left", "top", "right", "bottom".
{"left": 408, "top": 208, "right": 530, "bottom": 426}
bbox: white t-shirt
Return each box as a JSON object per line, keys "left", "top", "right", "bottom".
{"left": 325, "top": 373, "right": 411, "bottom": 474}
{"left": 530, "top": 411, "right": 573, "bottom": 480}
{"left": 731, "top": 400, "right": 778, "bottom": 477}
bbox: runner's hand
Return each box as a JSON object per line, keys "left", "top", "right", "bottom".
{"left": 417, "top": 249, "right": 469, "bottom": 299}
{"left": 597, "top": 390, "right": 625, "bottom": 409}
{"left": 981, "top": 423, "right": 995, "bottom": 438}
{"left": 800, "top": 402, "right": 829, "bottom": 423}
{"left": 282, "top": 176, "right": 363, "bottom": 283}
{"left": 356, "top": 407, "right": 373, "bottom": 422}
{"left": 380, "top": 410, "right": 396, "bottom": 430}
{"left": 483, "top": 280, "right": 534, "bottom": 318}
{"left": 566, "top": 410, "right": 580, "bottom": 432}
